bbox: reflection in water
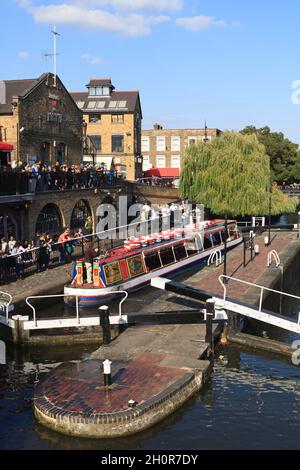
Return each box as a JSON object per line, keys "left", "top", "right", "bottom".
{"left": 0, "top": 341, "right": 300, "bottom": 450}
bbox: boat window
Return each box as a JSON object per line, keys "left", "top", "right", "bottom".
{"left": 211, "top": 232, "right": 222, "bottom": 246}
{"left": 220, "top": 229, "right": 230, "bottom": 242}
{"left": 185, "top": 240, "right": 198, "bottom": 255}
{"left": 145, "top": 253, "right": 161, "bottom": 271}
{"left": 195, "top": 234, "right": 204, "bottom": 251}
{"left": 174, "top": 244, "right": 188, "bottom": 261}
{"left": 160, "top": 248, "right": 175, "bottom": 266}
{"left": 203, "top": 235, "right": 213, "bottom": 250}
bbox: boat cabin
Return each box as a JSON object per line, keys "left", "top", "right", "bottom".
{"left": 72, "top": 220, "right": 239, "bottom": 288}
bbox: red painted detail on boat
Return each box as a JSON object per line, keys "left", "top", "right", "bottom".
{"left": 119, "top": 259, "right": 130, "bottom": 280}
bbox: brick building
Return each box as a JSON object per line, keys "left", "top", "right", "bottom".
{"left": 71, "top": 79, "right": 143, "bottom": 181}
{"left": 0, "top": 73, "right": 83, "bottom": 166}
{"left": 141, "top": 125, "right": 222, "bottom": 174}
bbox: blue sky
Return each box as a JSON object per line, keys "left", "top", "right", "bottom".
{"left": 2, "top": 0, "right": 300, "bottom": 142}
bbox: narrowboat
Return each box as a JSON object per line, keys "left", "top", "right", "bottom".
{"left": 64, "top": 220, "right": 242, "bottom": 307}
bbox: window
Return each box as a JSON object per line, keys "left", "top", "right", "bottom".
{"left": 171, "top": 136, "right": 181, "bottom": 151}
{"left": 112, "top": 135, "right": 124, "bottom": 153}
{"left": 143, "top": 156, "right": 150, "bottom": 171}
{"left": 160, "top": 248, "right": 175, "bottom": 266}
{"left": 156, "top": 155, "right": 165, "bottom": 168}
{"left": 141, "top": 136, "right": 150, "bottom": 152}
{"left": 87, "top": 101, "right": 96, "bottom": 109}
{"left": 171, "top": 156, "right": 180, "bottom": 168}
{"left": 145, "top": 253, "right": 162, "bottom": 271}
{"left": 111, "top": 114, "right": 124, "bottom": 123}
{"left": 95, "top": 101, "right": 105, "bottom": 109}
{"left": 89, "top": 114, "right": 101, "bottom": 123}
{"left": 203, "top": 235, "right": 213, "bottom": 250}
{"left": 211, "top": 232, "right": 222, "bottom": 246}
{"left": 77, "top": 101, "right": 85, "bottom": 109}
{"left": 156, "top": 136, "right": 166, "bottom": 151}
{"left": 108, "top": 100, "right": 127, "bottom": 109}
{"left": 188, "top": 137, "right": 197, "bottom": 146}
{"left": 89, "top": 87, "right": 110, "bottom": 96}
{"left": 89, "top": 135, "right": 101, "bottom": 151}
{"left": 117, "top": 101, "right": 127, "bottom": 108}
{"left": 174, "top": 244, "right": 187, "bottom": 261}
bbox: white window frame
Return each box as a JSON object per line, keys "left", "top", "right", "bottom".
{"left": 156, "top": 136, "right": 166, "bottom": 152}
{"left": 156, "top": 155, "right": 165, "bottom": 168}
{"left": 171, "top": 136, "right": 181, "bottom": 152}
{"left": 171, "top": 155, "right": 181, "bottom": 169}
{"left": 141, "top": 136, "right": 150, "bottom": 152}
{"left": 142, "top": 156, "right": 150, "bottom": 171}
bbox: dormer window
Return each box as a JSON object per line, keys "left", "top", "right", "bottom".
{"left": 88, "top": 86, "right": 110, "bottom": 97}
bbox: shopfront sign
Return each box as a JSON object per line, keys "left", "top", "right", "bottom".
{"left": 47, "top": 112, "right": 63, "bottom": 124}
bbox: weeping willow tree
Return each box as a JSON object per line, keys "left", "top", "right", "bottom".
{"left": 179, "top": 132, "right": 297, "bottom": 275}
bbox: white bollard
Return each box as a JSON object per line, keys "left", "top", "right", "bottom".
{"left": 254, "top": 244, "right": 260, "bottom": 256}
{"left": 103, "top": 359, "right": 112, "bottom": 386}
{"left": 264, "top": 236, "right": 269, "bottom": 247}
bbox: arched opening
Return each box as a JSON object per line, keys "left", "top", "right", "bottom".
{"left": 0, "top": 214, "right": 18, "bottom": 239}
{"left": 70, "top": 199, "right": 92, "bottom": 230}
{"left": 35, "top": 204, "right": 63, "bottom": 237}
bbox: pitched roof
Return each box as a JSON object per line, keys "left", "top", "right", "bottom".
{"left": 0, "top": 73, "right": 54, "bottom": 114}
{"left": 87, "top": 78, "right": 114, "bottom": 89}
{"left": 70, "top": 90, "right": 141, "bottom": 114}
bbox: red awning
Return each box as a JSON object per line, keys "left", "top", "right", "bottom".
{"left": 0, "top": 142, "right": 14, "bottom": 151}
{"left": 145, "top": 168, "right": 180, "bottom": 178}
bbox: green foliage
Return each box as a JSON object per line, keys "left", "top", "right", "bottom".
{"left": 240, "top": 126, "right": 299, "bottom": 183}
{"left": 179, "top": 132, "right": 297, "bottom": 216}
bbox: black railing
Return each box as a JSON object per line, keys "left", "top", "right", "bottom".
{"left": 0, "top": 171, "right": 132, "bottom": 196}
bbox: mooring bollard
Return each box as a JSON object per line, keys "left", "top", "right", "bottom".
{"left": 205, "top": 299, "right": 215, "bottom": 355}
{"left": 103, "top": 359, "right": 112, "bottom": 386}
{"left": 254, "top": 244, "right": 260, "bottom": 256}
{"left": 99, "top": 305, "right": 111, "bottom": 345}
{"left": 264, "top": 236, "right": 269, "bottom": 247}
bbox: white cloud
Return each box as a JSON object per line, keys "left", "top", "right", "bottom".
{"left": 18, "top": 51, "right": 30, "bottom": 59}
{"left": 18, "top": 2, "right": 171, "bottom": 37}
{"left": 176, "top": 15, "right": 229, "bottom": 32}
{"left": 81, "top": 53, "right": 104, "bottom": 65}
{"left": 73, "top": 0, "right": 183, "bottom": 10}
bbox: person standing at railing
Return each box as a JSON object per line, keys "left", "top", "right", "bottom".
{"left": 11, "top": 241, "right": 25, "bottom": 279}
{"left": 58, "top": 228, "right": 72, "bottom": 264}
{"left": 83, "top": 240, "right": 99, "bottom": 284}
{"left": 1, "top": 238, "right": 7, "bottom": 254}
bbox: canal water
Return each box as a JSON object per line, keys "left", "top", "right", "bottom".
{"left": 1, "top": 217, "right": 300, "bottom": 450}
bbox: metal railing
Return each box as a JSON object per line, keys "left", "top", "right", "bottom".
{"left": 267, "top": 250, "right": 281, "bottom": 268}
{"left": 0, "top": 213, "right": 194, "bottom": 286}
{"left": 219, "top": 274, "right": 300, "bottom": 323}
{"left": 25, "top": 290, "right": 128, "bottom": 327}
{"left": 0, "top": 291, "right": 13, "bottom": 322}
{"left": 207, "top": 250, "right": 222, "bottom": 267}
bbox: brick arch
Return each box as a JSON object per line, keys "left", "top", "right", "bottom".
{"left": 70, "top": 199, "right": 93, "bottom": 231}
{"left": 35, "top": 203, "right": 64, "bottom": 237}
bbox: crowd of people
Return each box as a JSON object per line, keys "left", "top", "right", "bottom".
{"left": 0, "top": 221, "right": 93, "bottom": 284}
{"left": 1, "top": 161, "right": 121, "bottom": 192}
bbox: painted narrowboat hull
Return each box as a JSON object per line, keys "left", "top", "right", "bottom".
{"left": 64, "top": 236, "right": 242, "bottom": 307}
